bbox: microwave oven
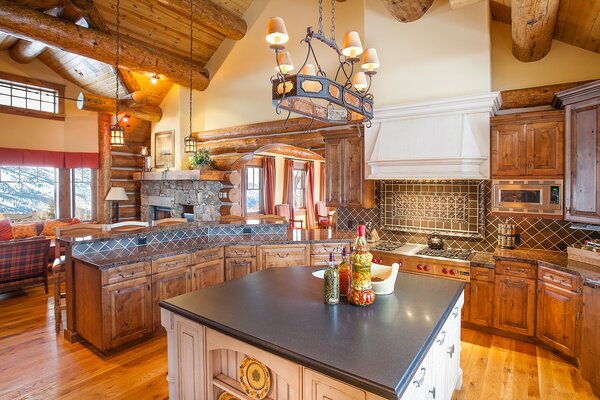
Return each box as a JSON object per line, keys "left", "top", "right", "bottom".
{"left": 491, "top": 179, "right": 563, "bottom": 217}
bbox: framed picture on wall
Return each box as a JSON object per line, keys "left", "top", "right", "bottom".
{"left": 154, "top": 130, "right": 175, "bottom": 169}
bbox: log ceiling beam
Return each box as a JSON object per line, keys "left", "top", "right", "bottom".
{"left": 0, "top": 32, "right": 17, "bottom": 50}
{"left": 156, "top": 0, "right": 247, "bottom": 40}
{"left": 77, "top": 92, "right": 162, "bottom": 122}
{"left": 499, "top": 80, "right": 595, "bottom": 110}
{"left": 379, "top": 0, "right": 434, "bottom": 23}
{"left": 448, "top": 0, "right": 484, "bottom": 9}
{"left": 0, "top": 0, "right": 210, "bottom": 91}
{"left": 511, "top": 0, "right": 560, "bottom": 62}
{"left": 9, "top": 39, "right": 48, "bottom": 63}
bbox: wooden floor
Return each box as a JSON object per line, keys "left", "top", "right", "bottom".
{"left": 0, "top": 285, "right": 597, "bottom": 400}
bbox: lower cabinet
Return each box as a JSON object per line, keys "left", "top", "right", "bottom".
{"left": 303, "top": 369, "right": 366, "bottom": 400}
{"left": 581, "top": 286, "right": 600, "bottom": 396}
{"left": 536, "top": 281, "right": 578, "bottom": 357}
{"left": 257, "top": 244, "right": 310, "bottom": 270}
{"left": 469, "top": 280, "right": 494, "bottom": 327}
{"left": 225, "top": 257, "right": 256, "bottom": 280}
{"left": 152, "top": 267, "right": 191, "bottom": 330}
{"left": 101, "top": 275, "right": 153, "bottom": 350}
{"left": 493, "top": 274, "right": 536, "bottom": 336}
{"left": 190, "top": 260, "right": 224, "bottom": 291}
{"left": 462, "top": 283, "right": 470, "bottom": 322}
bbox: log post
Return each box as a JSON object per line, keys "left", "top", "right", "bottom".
{"left": 97, "top": 113, "right": 112, "bottom": 224}
{"left": 511, "top": 0, "right": 560, "bottom": 62}
{"left": 220, "top": 204, "right": 242, "bottom": 216}
{"left": 218, "top": 187, "right": 241, "bottom": 203}
{"left": 379, "top": 0, "right": 434, "bottom": 23}
{"left": 77, "top": 92, "right": 162, "bottom": 122}
{"left": 0, "top": 0, "right": 210, "bottom": 90}
{"left": 222, "top": 171, "right": 241, "bottom": 186}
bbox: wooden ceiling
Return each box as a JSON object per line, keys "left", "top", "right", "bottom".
{"left": 492, "top": 0, "right": 600, "bottom": 54}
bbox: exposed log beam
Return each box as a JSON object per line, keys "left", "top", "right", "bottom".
{"left": 379, "top": 0, "right": 434, "bottom": 23}
{"left": 77, "top": 92, "right": 162, "bottom": 122}
{"left": 156, "top": 0, "right": 247, "bottom": 40}
{"left": 200, "top": 132, "right": 325, "bottom": 156}
{"left": 118, "top": 67, "right": 142, "bottom": 93}
{"left": 448, "top": 0, "right": 484, "bottom": 9}
{"left": 11, "top": 0, "right": 62, "bottom": 9}
{"left": 500, "top": 80, "right": 595, "bottom": 110}
{"left": 120, "top": 91, "right": 148, "bottom": 108}
{"left": 230, "top": 144, "right": 325, "bottom": 170}
{"left": 0, "top": 32, "right": 17, "bottom": 50}
{"left": 0, "top": 0, "right": 210, "bottom": 91}
{"left": 9, "top": 39, "right": 48, "bottom": 63}
{"left": 511, "top": 0, "right": 560, "bottom": 62}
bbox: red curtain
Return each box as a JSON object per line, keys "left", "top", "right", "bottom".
{"left": 0, "top": 147, "right": 99, "bottom": 168}
{"left": 305, "top": 162, "right": 316, "bottom": 229}
{"left": 282, "top": 158, "right": 295, "bottom": 221}
{"left": 262, "top": 157, "right": 276, "bottom": 215}
{"left": 320, "top": 162, "right": 325, "bottom": 202}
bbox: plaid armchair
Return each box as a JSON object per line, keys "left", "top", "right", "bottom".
{"left": 0, "top": 237, "right": 51, "bottom": 293}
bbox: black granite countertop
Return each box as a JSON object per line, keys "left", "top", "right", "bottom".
{"left": 72, "top": 230, "right": 355, "bottom": 269}
{"left": 160, "top": 267, "right": 465, "bottom": 400}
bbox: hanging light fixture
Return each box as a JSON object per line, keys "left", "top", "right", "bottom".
{"left": 184, "top": 0, "right": 197, "bottom": 154}
{"left": 110, "top": 0, "right": 124, "bottom": 147}
{"left": 266, "top": 0, "right": 379, "bottom": 126}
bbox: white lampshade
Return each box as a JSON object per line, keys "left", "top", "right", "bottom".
{"left": 105, "top": 187, "right": 129, "bottom": 201}
{"left": 266, "top": 17, "right": 289, "bottom": 45}
{"left": 342, "top": 31, "right": 363, "bottom": 58}
{"left": 352, "top": 72, "right": 368, "bottom": 92}
{"left": 276, "top": 51, "right": 294, "bottom": 74}
{"left": 299, "top": 64, "right": 316, "bottom": 75}
{"left": 361, "top": 48, "right": 380, "bottom": 71}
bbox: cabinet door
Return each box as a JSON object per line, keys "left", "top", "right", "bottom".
{"left": 225, "top": 257, "right": 256, "bottom": 281}
{"left": 461, "top": 283, "right": 470, "bottom": 323}
{"left": 526, "top": 121, "right": 564, "bottom": 176}
{"left": 343, "top": 135, "right": 363, "bottom": 208}
{"left": 566, "top": 104, "right": 600, "bottom": 223}
{"left": 469, "top": 280, "right": 494, "bottom": 327}
{"left": 101, "top": 276, "right": 152, "bottom": 350}
{"left": 153, "top": 268, "right": 190, "bottom": 330}
{"left": 324, "top": 137, "right": 343, "bottom": 207}
{"left": 491, "top": 124, "right": 526, "bottom": 176}
{"left": 190, "top": 260, "right": 224, "bottom": 291}
{"left": 493, "top": 276, "right": 536, "bottom": 336}
{"left": 303, "top": 368, "right": 366, "bottom": 400}
{"left": 581, "top": 286, "right": 600, "bottom": 395}
{"left": 536, "top": 281, "right": 578, "bottom": 357}
{"left": 257, "top": 244, "right": 309, "bottom": 270}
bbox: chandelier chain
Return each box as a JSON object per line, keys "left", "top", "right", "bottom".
{"left": 114, "top": 0, "right": 120, "bottom": 120}
{"left": 318, "top": 0, "right": 323, "bottom": 35}
{"left": 189, "top": 0, "right": 193, "bottom": 140}
{"left": 330, "top": 0, "right": 335, "bottom": 42}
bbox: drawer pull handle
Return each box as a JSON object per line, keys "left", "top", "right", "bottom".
{"left": 448, "top": 344, "right": 455, "bottom": 359}
{"left": 452, "top": 307, "right": 459, "bottom": 318}
{"left": 429, "top": 387, "right": 436, "bottom": 399}
{"left": 475, "top": 273, "right": 489, "bottom": 279}
{"left": 505, "top": 267, "right": 526, "bottom": 274}
{"left": 413, "top": 367, "right": 426, "bottom": 388}
{"left": 277, "top": 253, "right": 290, "bottom": 258}
{"left": 504, "top": 278, "right": 525, "bottom": 285}
{"left": 437, "top": 331, "right": 446, "bottom": 346}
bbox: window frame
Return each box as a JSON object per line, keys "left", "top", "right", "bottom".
{"left": 70, "top": 168, "right": 96, "bottom": 221}
{"left": 0, "top": 71, "right": 65, "bottom": 121}
{"left": 0, "top": 166, "right": 59, "bottom": 220}
{"left": 292, "top": 161, "right": 307, "bottom": 210}
{"left": 242, "top": 159, "right": 264, "bottom": 216}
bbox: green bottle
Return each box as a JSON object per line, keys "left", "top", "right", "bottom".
{"left": 324, "top": 253, "right": 339, "bottom": 305}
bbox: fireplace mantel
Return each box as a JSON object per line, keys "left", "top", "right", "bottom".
{"left": 133, "top": 169, "right": 228, "bottom": 182}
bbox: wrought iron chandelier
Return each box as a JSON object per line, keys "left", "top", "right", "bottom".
{"left": 266, "top": 0, "right": 379, "bottom": 126}
{"left": 184, "top": 0, "right": 198, "bottom": 154}
{"left": 109, "top": 0, "right": 124, "bottom": 146}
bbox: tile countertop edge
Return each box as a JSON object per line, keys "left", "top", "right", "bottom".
{"left": 159, "top": 280, "right": 466, "bottom": 400}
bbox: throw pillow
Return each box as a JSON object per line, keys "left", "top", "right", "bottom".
{"left": 41, "top": 219, "right": 70, "bottom": 237}
{"left": 12, "top": 223, "right": 37, "bottom": 239}
{"left": 0, "top": 218, "right": 12, "bottom": 241}
{"left": 70, "top": 217, "right": 82, "bottom": 225}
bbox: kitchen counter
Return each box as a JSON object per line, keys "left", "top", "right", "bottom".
{"left": 72, "top": 229, "right": 355, "bottom": 269}
{"left": 160, "top": 267, "right": 465, "bottom": 399}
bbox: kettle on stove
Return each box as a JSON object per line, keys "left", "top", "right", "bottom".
{"left": 427, "top": 232, "right": 444, "bottom": 250}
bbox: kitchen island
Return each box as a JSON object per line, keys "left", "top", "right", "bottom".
{"left": 160, "top": 267, "right": 465, "bottom": 400}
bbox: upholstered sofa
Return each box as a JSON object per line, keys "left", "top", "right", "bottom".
{"left": 0, "top": 237, "right": 51, "bottom": 293}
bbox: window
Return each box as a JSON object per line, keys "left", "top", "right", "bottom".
{"left": 245, "top": 167, "right": 263, "bottom": 214}
{"left": 0, "top": 167, "right": 58, "bottom": 220}
{"left": 72, "top": 168, "right": 93, "bottom": 220}
{"left": 0, "top": 71, "right": 65, "bottom": 120}
{"left": 293, "top": 169, "right": 306, "bottom": 209}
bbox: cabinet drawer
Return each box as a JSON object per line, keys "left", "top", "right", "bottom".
{"left": 496, "top": 261, "right": 537, "bottom": 279}
{"left": 538, "top": 266, "right": 579, "bottom": 292}
{"left": 258, "top": 245, "right": 308, "bottom": 270}
{"left": 194, "top": 247, "right": 224, "bottom": 264}
{"left": 102, "top": 261, "right": 150, "bottom": 285}
{"left": 152, "top": 253, "right": 192, "bottom": 274}
{"left": 471, "top": 267, "right": 495, "bottom": 282}
{"left": 303, "top": 368, "right": 366, "bottom": 400}
{"left": 225, "top": 245, "right": 256, "bottom": 258}
{"left": 310, "top": 242, "right": 349, "bottom": 255}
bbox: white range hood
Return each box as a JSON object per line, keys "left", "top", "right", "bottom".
{"left": 365, "top": 93, "right": 501, "bottom": 180}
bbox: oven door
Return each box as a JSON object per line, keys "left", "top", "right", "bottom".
{"left": 492, "top": 180, "right": 563, "bottom": 216}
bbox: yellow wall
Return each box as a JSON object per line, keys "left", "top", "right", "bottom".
{"left": 491, "top": 21, "right": 600, "bottom": 91}
{"left": 0, "top": 52, "right": 98, "bottom": 153}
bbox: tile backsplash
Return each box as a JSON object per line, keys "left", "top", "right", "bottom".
{"left": 337, "top": 180, "right": 600, "bottom": 252}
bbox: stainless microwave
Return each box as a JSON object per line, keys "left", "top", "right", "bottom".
{"left": 491, "top": 179, "right": 563, "bottom": 217}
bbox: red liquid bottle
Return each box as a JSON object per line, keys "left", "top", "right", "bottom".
{"left": 338, "top": 247, "right": 351, "bottom": 297}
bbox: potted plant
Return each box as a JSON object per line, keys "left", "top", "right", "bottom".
{"left": 188, "top": 148, "right": 212, "bottom": 170}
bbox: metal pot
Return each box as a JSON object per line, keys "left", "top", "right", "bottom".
{"left": 428, "top": 233, "right": 444, "bottom": 250}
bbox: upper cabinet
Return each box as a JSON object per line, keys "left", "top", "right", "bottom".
{"left": 555, "top": 81, "right": 600, "bottom": 224}
{"left": 323, "top": 130, "right": 374, "bottom": 209}
{"left": 491, "top": 111, "right": 564, "bottom": 178}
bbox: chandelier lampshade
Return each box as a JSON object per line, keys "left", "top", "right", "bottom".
{"left": 276, "top": 51, "right": 294, "bottom": 74}
{"left": 266, "top": 17, "right": 289, "bottom": 46}
{"left": 352, "top": 72, "right": 368, "bottom": 92}
{"left": 361, "top": 48, "right": 380, "bottom": 72}
{"left": 299, "top": 64, "right": 316, "bottom": 76}
{"left": 342, "top": 31, "right": 363, "bottom": 58}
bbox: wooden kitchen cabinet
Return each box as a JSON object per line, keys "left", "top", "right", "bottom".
{"left": 190, "top": 260, "right": 224, "bottom": 291}
{"left": 555, "top": 82, "right": 600, "bottom": 224}
{"left": 462, "top": 283, "right": 470, "bottom": 322}
{"left": 491, "top": 111, "right": 564, "bottom": 178}
{"left": 152, "top": 267, "right": 190, "bottom": 330}
{"left": 493, "top": 274, "right": 536, "bottom": 336}
{"left": 581, "top": 286, "right": 600, "bottom": 396}
{"left": 225, "top": 257, "right": 256, "bottom": 281}
{"left": 323, "top": 130, "right": 374, "bottom": 209}
{"left": 303, "top": 368, "right": 366, "bottom": 400}
{"left": 257, "top": 244, "right": 309, "bottom": 270}
{"left": 101, "top": 276, "right": 153, "bottom": 350}
{"left": 469, "top": 280, "right": 494, "bottom": 327}
{"left": 536, "top": 281, "right": 578, "bottom": 357}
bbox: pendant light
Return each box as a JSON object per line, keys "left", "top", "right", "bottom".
{"left": 184, "top": 0, "right": 197, "bottom": 154}
{"left": 110, "top": 0, "right": 124, "bottom": 147}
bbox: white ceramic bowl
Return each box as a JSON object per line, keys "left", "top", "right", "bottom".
{"left": 311, "top": 262, "right": 400, "bottom": 295}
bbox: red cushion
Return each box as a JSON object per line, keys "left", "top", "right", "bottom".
{"left": 70, "top": 217, "right": 81, "bottom": 225}
{"left": 0, "top": 218, "right": 13, "bottom": 241}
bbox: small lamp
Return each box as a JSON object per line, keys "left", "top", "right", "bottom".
{"left": 342, "top": 31, "right": 363, "bottom": 59}
{"left": 266, "top": 17, "right": 289, "bottom": 47}
{"left": 276, "top": 51, "right": 294, "bottom": 74}
{"left": 110, "top": 124, "right": 124, "bottom": 146}
{"left": 352, "top": 72, "right": 368, "bottom": 92}
{"left": 361, "top": 48, "right": 380, "bottom": 73}
{"left": 184, "top": 134, "right": 197, "bottom": 154}
{"left": 105, "top": 187, "right": 129, "bottom": 223}
{"left": 299, "top": 64, "right": 316, "bottom": 76}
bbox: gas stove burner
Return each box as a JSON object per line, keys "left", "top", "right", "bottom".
{"left": 373, "top": 241, "right": 405, "bottom": 251}
{"left": 416, "top": 248, "right": 473, "bottom": 261}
